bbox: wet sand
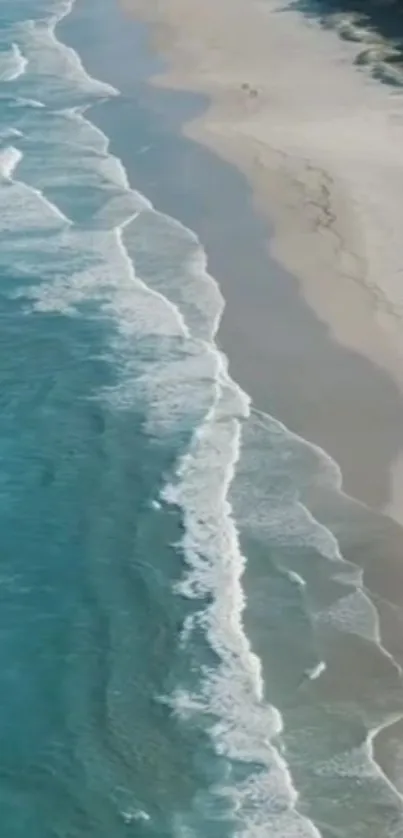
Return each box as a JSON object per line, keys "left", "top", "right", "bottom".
{"left": 64, "top": 0, "right": 403, "bottom": 818}
{"left": 114, "top": 0, "right": 403, "bottom": 808}
{"left": 121, "top": 0, "right": 403, "bottom": 523}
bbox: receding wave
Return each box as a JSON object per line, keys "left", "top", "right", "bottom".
{"left": 0, "top": 43, "right": 27, "bottom": 82}
{"left": 0, "top": 145, "right": 22, "bottom": 179}
{"left": 2, "top": 0, "right": 403, "bottom": 834}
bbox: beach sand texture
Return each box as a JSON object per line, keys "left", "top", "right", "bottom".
{"left": 122, "top": 0, "right": 403, "bottom": 519}
{"left": 59, "top": 1, "right": 403, "bottom": 827}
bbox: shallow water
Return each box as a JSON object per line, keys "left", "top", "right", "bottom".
{"left": 1, "top": 0, "right": 403, "bottom": 835}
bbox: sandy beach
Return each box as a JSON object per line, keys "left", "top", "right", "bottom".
{"left": 58, "top": 0, "right": 403, "bottom": 829}
{"left": 122, "top": 0, "right": 403, "bottom": 521}
{"left": 3, "top": 0, "right": 403, "bottom": 834}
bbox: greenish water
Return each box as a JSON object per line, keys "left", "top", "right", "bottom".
{"left": 1, "top": 0, "right": 403, "bottom": 836}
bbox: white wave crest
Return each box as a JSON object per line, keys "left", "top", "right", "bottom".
{"left": 161, "top": 354, "right": 323, "bottom": 836}
{"left": 0, "top": 43, "right": 28, "bottom": 82}
{"left": 0, "top": 146, "right": 22, "bottom": 180}
{"left": 8, "top": 1, "right": 403, "bottom": 834}
{"left": 17, "top": 16, "right": 118, "bottom": 108}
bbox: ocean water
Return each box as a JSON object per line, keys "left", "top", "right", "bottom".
{"left": 1, "top": 0, "right": 403, "bottom": 836}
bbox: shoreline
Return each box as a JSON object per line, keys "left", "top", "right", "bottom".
{"left": 65, "top": 0, "right": 403, "bottom": 665}
{"left": 121, "top": 0, "right": 403, "bottom": 522}
{"left": 62, "top": 0, "right": 403, "bottom": 819}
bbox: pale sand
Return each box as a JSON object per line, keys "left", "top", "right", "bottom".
{"left": 122, "top": 0, "right": 403, "bottom": 519}
{"left": 115, "top": 0, "right": 403, "bottom": 811}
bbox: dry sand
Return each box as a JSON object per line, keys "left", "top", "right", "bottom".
{"left": 117, "top": 0, "right": 403, "bottom": 809}
{"left": 122, "top": 0, "right": 403, "bottom": 519}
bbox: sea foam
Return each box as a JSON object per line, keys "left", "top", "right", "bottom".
{"left": 162, "top": 369, "right": 322, "bottom": 837}
{"left": 4, "top": 0, "right": 403, "bottom": 834}
{"left": 0, "top": 43, "right": 28, "bottom": 82}
{"left": 0, "top": 145, "right": 22, "bottom": 179}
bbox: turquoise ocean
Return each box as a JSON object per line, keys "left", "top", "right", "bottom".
{"left": 2, "top": 1, "right": 403, "bottom": 836}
